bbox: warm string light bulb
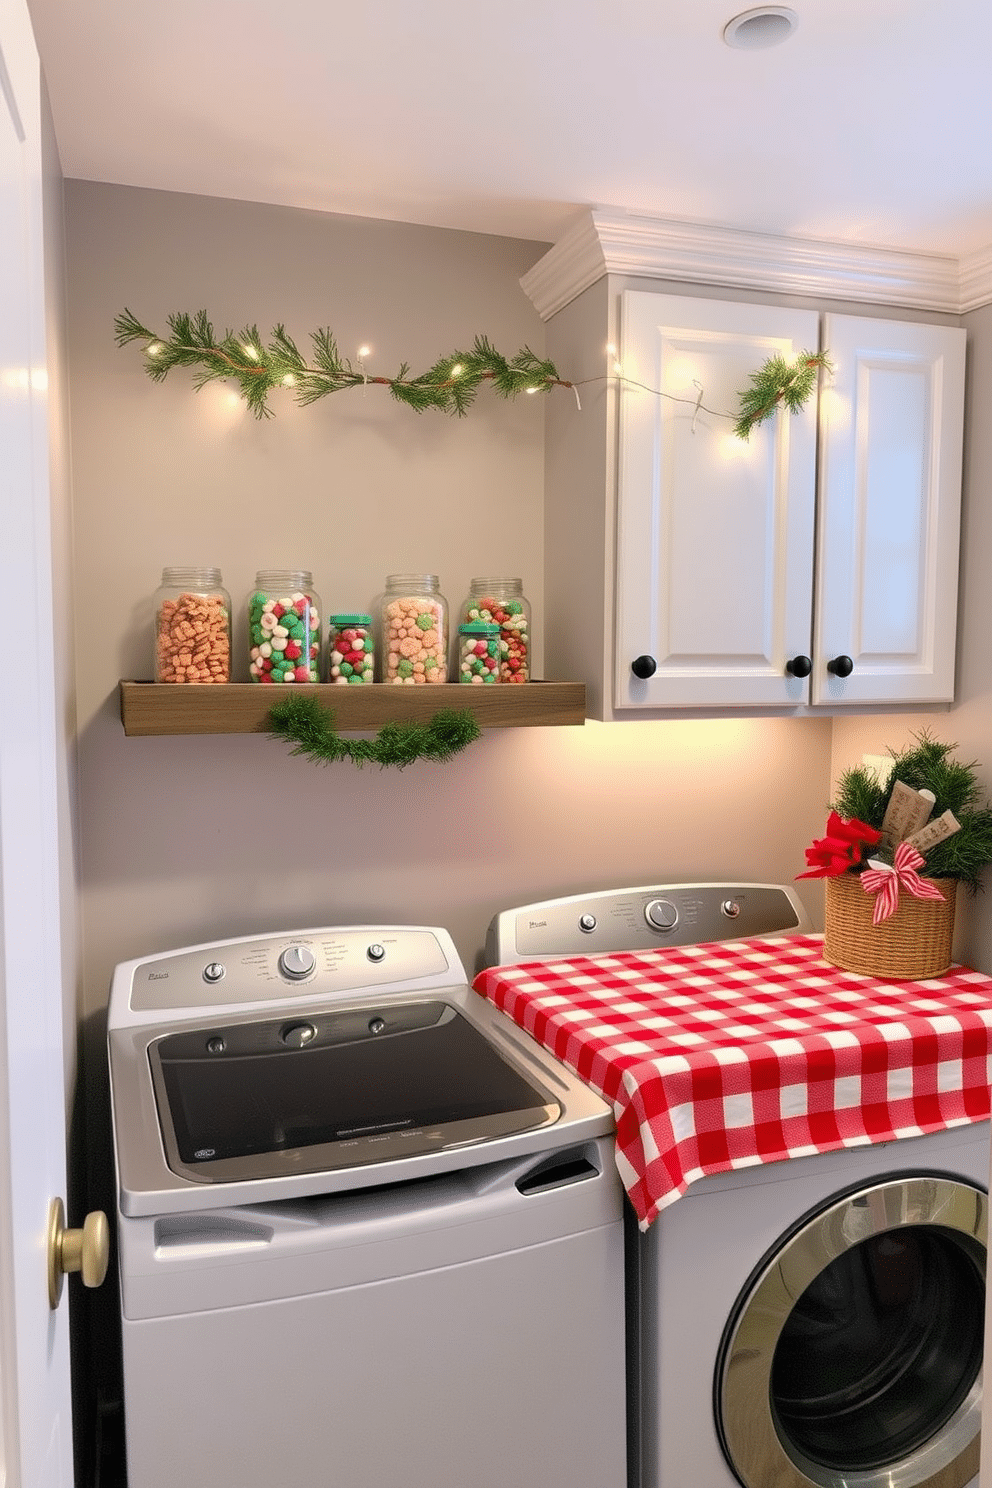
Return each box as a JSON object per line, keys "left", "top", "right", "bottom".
{"left": 241, "top": 343, "right": 259, "bottom": 361}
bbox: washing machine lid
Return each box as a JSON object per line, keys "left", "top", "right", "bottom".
{"left": 148, "top": 997, "right": 559, "bottom": 1186}
{"left": 109, "top": 925, "right": 615, "bottom": 1216}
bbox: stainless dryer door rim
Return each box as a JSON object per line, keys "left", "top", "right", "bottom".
{"left": 716, "top": 1172, "right": 986, "bottom": 1488}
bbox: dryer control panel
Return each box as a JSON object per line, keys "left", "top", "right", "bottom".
{"left": 485, "top": 882, "right": 811, "bottom": 966}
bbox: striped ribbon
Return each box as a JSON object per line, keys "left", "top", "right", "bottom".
{"left": 860, "top": 841, "right": 945, "bottom": 926}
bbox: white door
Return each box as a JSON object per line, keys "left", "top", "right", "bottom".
{"left": 0, "top": 1, "right": 75, "bottom": 1484}
{"left": 813, "top": 313, "right": 966, "bottom": 706}
{"left": 615, "top": 292, "right": 820, "bottom": 709}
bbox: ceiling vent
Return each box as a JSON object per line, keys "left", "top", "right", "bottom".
{"left": 723, "top": 7, "right": 799, "bottom": 49}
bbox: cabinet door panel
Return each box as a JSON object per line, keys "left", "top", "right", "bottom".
{"left": 814, "top": 315, "right": 965, "bottom": 706}
{"left": 615, "top": 294, "right": 819, "bottom": 708}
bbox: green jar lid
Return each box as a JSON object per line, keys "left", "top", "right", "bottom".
{"left": 330, "top": 613, "right": 373, "bottom": 625}
{"left": 458, "top": 623, "right": 501, "bottom": 636}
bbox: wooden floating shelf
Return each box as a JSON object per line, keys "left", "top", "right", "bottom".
{"left": 119, "top": 680, "right": 587, "bottom": 736}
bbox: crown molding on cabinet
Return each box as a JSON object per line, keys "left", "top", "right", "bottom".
{"left": 521, "top": 209, "right": 992, "bottom": 321}
{"left": 960, "top": 243, "right": 992, "bottom": 314}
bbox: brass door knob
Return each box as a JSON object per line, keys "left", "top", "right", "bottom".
{"left": 47, "top": 1198, "right": 109, "bottom": 1309}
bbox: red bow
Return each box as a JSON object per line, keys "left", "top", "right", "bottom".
{"left": 860, "top": 841, "right": 945, "bottom": 926}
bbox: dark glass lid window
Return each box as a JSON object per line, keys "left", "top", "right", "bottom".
{"left": 152, "top": 1001, "right": 555, "bottom": 1167}
{"left": 771, "top": 1226, "right": 984, "bottom": 1472}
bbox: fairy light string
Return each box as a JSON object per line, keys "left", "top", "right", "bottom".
{"left": 115, "top": 308, "right": 830, "bottom": 439}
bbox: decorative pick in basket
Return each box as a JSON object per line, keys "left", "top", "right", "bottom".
{"left": 798, "top": 732, "right": 992, "bottom": 979}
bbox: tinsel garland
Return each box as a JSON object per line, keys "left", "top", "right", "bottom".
{"left": 267, "top": 693, "right": 481, "bottom": 768}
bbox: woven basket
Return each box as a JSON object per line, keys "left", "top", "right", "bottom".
{"left": 823, "top": 871, "right": 957, "bottom": 980}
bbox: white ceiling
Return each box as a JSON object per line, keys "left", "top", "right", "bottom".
{"left": 25, "top": 0, "right": 992, "bottom": 257}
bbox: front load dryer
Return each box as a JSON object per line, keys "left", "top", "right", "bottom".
{"left": 485, "top": 882, "right": 989, "bottom": 1488}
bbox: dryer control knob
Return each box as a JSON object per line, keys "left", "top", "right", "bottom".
{"left": 721, "top": 899, "right": 742, "bottom": 919}
{"left": 367, "top": 944, "right": 386, "bottom": 962}
{"left": 578, "top": 913, "right": 597, "bottom": 933}
{"left": 278, "top": 945, "right": 316, "bottom": 980}
{"left": 202, "top": 961, "right": 226, "bottom": 983}
{"left": 645, "top": 899, "right": 678, "bottom": 932}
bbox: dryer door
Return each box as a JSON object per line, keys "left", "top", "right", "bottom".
{"left": 716, "top": 1174, "right": 985, "bottom": 1488}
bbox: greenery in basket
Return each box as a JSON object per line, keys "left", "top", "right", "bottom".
{"left": 829, "top": 732, "right": 992, "bottom": 894}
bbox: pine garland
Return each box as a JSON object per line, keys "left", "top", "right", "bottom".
{"left": 116, "top": 307, "right": 829, "bottom": 436}
{"left": 115, "top": 309, "right": 567, "bottom": 419}
{"left": 832, "top": 731, "right": 992, "bottom": 892}
{"left": 733, "top": 351, "right": 832, "bottom": 440}
{"left": 267, "top": 693, "right": 481, "bottom": 768}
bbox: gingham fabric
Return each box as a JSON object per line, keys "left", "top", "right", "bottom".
{"left": 472, "top": 934, "right": 992, "bottom": 1230}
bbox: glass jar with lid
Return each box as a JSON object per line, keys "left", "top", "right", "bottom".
{"left": 378, "top": 574, "right": 449, "bottom": 684}
{"left": 459, "top": 577, "right": 531, "bottom": 683}
{"left": 247, "top": 570, "right": 322, "bottom": 684}
{"left": 154, "top": 567, "right": 231, "bottom": 683}
{"left": 457, "top": 623, "right": 501, "bottom": 684}
{"left": 328, "top": 614, "right": 375, "bottom": 684}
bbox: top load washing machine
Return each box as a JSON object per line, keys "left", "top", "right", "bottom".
{"left": 484, "top": 882, "right": 990, "bottom": 1488}
{"left": 108, "top": 924, "right": 628, "bottom": 1488}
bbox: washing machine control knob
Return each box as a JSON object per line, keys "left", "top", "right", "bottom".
{"left": 367, "top": 943, "right": 386, "bottom": 962}
{"left": 202, "top": 961, "right": 226, "bottom": 983}
{"left": 721, "top": 899, "right": 741, "bottom": 919}
{"left": 645, "top": 898, "right": 678, "bottom": 932}
{"left": 280, "top": 1021, "right": 317, "bottom": 1048}
{"left": 578, "top": 913, "right": 597, "bottom": 933}
{"left": 278, "top": 945, "right": 316, "bottom": 980}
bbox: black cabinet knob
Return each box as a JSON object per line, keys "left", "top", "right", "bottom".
{"left": 827, "top": 655, "right": 854, "bottom": 677}
{"left": 785, "top": 655, "right": 812, "bottom": 678}
{"left": 631, "top": 655, "right": 657, "bottom": 679}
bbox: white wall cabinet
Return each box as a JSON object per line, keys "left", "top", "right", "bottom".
{"left": 611, "top": 292, "right": 966, "bottom": 715}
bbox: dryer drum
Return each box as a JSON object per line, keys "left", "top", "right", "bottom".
{"left": 716, "top": 1174, "right": 986, "bottom": 1488}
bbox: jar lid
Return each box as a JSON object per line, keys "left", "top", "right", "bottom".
{"left": 330, "top": 613, "right": 373, "bottom": 625}
{"left": 254, "top": 569, "right": 315, "bottom": 588}
{"left": 458, "top": 623, "right": 501, "bottom": 636}
{"left": 161, "top": 566, "right": 223, "bottom": 585}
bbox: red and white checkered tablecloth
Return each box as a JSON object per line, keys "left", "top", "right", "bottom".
{"left": 472, "top": 934, "right": 992, "bottom": 1230}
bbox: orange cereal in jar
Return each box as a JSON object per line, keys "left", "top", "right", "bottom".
{"left": 153, "top": 568, "right": 231, "bottom": 683}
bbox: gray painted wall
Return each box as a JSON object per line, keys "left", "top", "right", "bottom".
{"left": 65, "top": 181, "right": 834, "bottom": 1016}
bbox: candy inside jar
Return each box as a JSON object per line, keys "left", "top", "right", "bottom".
{"left": 378, "top": 575, "right": 449, "bottom": 684}
{"left": 248, "top": 570, "right": 322, "bottom": 684}
{"left": 328, "top": 614, "right": 375, "bottom": 684}
{"left": 458, "top": 623, "right": 501, "bottom": 684}
{"left": 460, "top": 578, "right": 531, "bottom": 683}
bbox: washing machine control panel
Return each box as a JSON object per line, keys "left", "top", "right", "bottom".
{"left": 486, "top": 882, "right": 811, "bottom": 965}
{"left": 122, "top": 928, "right": 455, "bottom": 1015}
